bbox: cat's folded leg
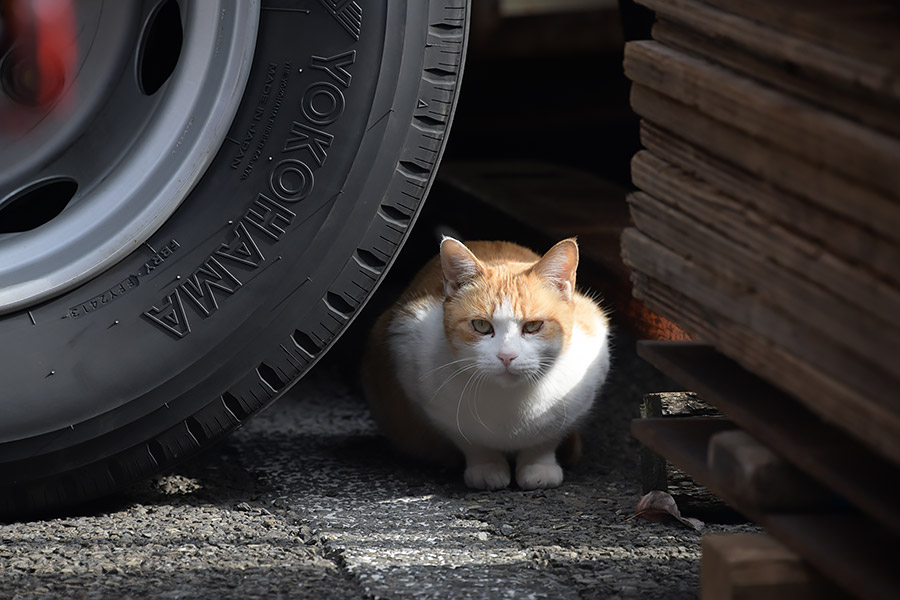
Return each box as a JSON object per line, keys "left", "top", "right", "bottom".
{"left": 462, "top": 446, "right": 511, "bottom": 490}
{"left": 515, "top": 442, "right": 564, "bottom": 490}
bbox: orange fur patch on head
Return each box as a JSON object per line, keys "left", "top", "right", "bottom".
{"left": 442, "top": 249, "right": 577, "bottom": 352}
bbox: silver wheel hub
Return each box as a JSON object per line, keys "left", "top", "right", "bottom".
{"left": 0, "top": 0, "right": 259, "bottom": 314}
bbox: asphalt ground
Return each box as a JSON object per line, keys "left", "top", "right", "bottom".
{"left": 0, "top": 332, "right": 758, "bottom": 600}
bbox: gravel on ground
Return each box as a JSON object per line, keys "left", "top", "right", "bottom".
{"left": 0, "top": 335, "right": 758, "bottom": 599}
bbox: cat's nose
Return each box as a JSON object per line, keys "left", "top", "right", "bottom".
{"left": 497, "top": 352, "right": 517, "bottom": 367}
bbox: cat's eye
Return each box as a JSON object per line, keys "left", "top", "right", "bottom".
{"left": 471, "top": 319, "right": 493, "bottom": 335}
{"left": 523, "top": 320, "right": 544, "bottom": 334}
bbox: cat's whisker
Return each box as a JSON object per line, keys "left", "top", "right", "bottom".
{"left": 456, "top": 369, "right": 481, "bottom": 445}
{"left": 472, "top": 371, "right": 494, "bottom": 433}
{"left": 427, "top": 363, "right": 478, "bottom": 405}
{"left": 526, "top": 362, "right": 550, "bottom": 384}
{"left": 537, "top": 357, "right": 555, "bottom": 371}
{"left": 417, "top": 357, "right": 475, "bottom": 380}
{"left": 466, "top": 372, "right": 480, "bottom": 418}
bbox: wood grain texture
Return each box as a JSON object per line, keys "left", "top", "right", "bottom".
{"left": 622, "top": 220, "right": 900, "bottom": 410}
{"left": 701, "top": 533, "right": 850, "bottom": 600}
{"left": 707, "top": 430, "right": 828, "bottom": 512}
{"left": 632, "top": 415, "right": 899, "bottom": 599}
{"left": 623, "top": 5, "right": 900, "bottom": 593}
{"left": 628, "top": 83, "right": 900, "bottom": 243}
{"left": 638, "top": 121, "right": 900, "bottom": 289}
{"left": 638, "top": 341, "right": 900, "bottom": 538}
{"left": 622, "top": 0, "right": 900, "bottom": 480}
{"left": 629, "top": 152, "right": 900, "bottom": 375}
{"left": 695, "top": 0, "right": 900, "bottom": 67}
{"left": 622, "top": 229, "right": 900, "bottom": 466}
{"left": 638, "top": 0, "right": 900, "bottom": 103}
{"left": 651, "top": 20, "right": 900, "bottom": 138}
{"left": 624, "top": 40, "right": 900, "bottom": 199}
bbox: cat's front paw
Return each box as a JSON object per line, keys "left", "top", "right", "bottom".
{"left": 516, "top": 463, "right": 564, "bottom": 490}
{"left": 464, "top": 462, "right": 511, "bottom": 490}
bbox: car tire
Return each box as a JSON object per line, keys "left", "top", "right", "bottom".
{"left": 0, "top": 0, "right": 469, "bottom": 519}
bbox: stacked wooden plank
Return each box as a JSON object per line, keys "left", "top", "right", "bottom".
{"left": 634, "top": 342, "right": 900, "bottom": 599}
{"left": 621, "top": 0, "right": 900, "bottom": 467}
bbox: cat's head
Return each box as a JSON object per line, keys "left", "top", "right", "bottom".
{"left": 440, "top": 237, "right": 578, "bottom": 384}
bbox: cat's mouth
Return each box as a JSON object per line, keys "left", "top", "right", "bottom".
{"left": 494, "top": 368, "right": 530, "bottom": 386}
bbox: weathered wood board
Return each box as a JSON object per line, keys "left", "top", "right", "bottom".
{"left": 623, "top": 202, "right": 900, "bottom": 397}
{"left": 622, "top": 229, "right": 900, "bottom": 466}
{"left": 628, "top": 83, "right": 900, "bottom": 244}
{"left": 632, "top": 415, "right": 900, "bottom": 599}
{"left": 624, "top": 40, "right": 900, "bottom": 200}
{"left": 638, "top": 0, "right": 900, "bottom": 105}
{"left": 624, "top": 3, "right": 900, "bottom": 594}
{"left": 650, "top": 20, "right": 900, "bottom": 138}
{"left": 695, "top": 0, "right": 900, "bottom": 68}
{"left": 638, "top": 341, "right": 900, "bottom": 538}
{"left": 701, "top": 533, "right": 850, "bottom": 600}
{"left": 707, "top": 430, "right": 829, "bottom": 512}
{"left": 629, "top": 152, "right": 900, "bottom": 373}
{"left": 638, "top": 121, "right": 900, "bottom": 290}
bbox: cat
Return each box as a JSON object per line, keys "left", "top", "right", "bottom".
{"left": 362, "top": 237, "right": 611, "bottom": 490}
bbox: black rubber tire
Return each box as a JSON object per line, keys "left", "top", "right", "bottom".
{"left": 0, "top": 0, "right": 469, "bottom": 520}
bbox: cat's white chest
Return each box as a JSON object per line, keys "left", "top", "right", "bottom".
{"left": 387, "top": 300, "right": 610, "bottom": 452}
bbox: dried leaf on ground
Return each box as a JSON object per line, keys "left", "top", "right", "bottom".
{"left": 626, "top": 490, "right": 704, "bottom": 530}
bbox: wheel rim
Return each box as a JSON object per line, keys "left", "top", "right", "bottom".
{"left": 0, "top": 0, "right": 259, "bottom": 315}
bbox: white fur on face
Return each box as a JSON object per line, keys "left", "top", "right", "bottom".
{"left": 463, "top": 300, "right": 562, "bottom": 383}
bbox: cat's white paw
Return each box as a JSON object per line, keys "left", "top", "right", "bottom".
{"left": 516, "top": 463, "right": 564, "bottom": 490}
{"left": 464, "top": 462, "right": 511, "bottom": 490}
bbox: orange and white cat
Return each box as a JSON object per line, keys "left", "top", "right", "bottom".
{"left": 363, "top": 237, "right": 610, "bottom": 490}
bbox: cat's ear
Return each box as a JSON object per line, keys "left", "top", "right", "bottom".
{"left": 530, "top": 238, "right": 578, "bottom": 301}
{"left": 440, "top": 237, "right": 484, "bottom": 297}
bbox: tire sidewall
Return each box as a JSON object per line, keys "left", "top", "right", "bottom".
{"left": 0, "top": 0, "right": 447, "bottom": 477}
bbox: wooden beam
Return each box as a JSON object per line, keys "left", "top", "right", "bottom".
{"left": 631, "top": 416, "right": 900, "bottom": 599}
{"left": 627, "top": 162, "right": 900, "bottom": 376}
{"left": 694, "top": 0, "right": 900, "bottom": 67}
{"left": 640, "top": 393, "right": 727, "bottom": 515}
{"left": 701, "top": 533, "right": 850, "bottom": 600}
{"left": 624, "top": 40, "right": 900, "bottom": 199}
{"left": 636, "top": 341, "right": 900, "bottom": 537}
{"left": 637, "top": 0, "right": 900, "bottom": 104}
{"left": 621, "top": 225, "right": 900, "bottom": 423}
{"left": 650, "top": 20, "right": 900, "bottom": 138}
{"left": 628, "top": 84, "right": 900, "bottom": 245}
{"left": 637, "top": 121, "right": 900, "bottom": 290}
{"left": 631, "top": 146, "right": 900, "bottom": 318}
{"left": 623, "top": 242, "right": 900, "bottom": 467}
{"left": 707, "top": 430, "right": 829, "bottom": 512}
